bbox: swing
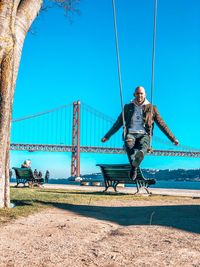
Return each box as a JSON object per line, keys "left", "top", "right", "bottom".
{"left": 96, "top": 1, "right": 158, "bottom": 192}
{"left": 111, "top": 0, "right": 158, "bottom": 150}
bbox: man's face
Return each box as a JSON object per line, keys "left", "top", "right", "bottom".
{"left": 134, "top": 87, "right": 146, "bottom": 105}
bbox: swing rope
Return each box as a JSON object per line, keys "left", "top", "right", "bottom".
{"left": 111, "top": 0, "right": 126, "bottom": 139}
{"left": 149, "top": 0, "right": 158, "bottom": 150}
{"left": 111, "top": 0, "right": 158, "bottom": 145}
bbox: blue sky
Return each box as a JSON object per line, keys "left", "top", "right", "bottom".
{"left": 11, "top": 0, "right": 200, "bottom": 178}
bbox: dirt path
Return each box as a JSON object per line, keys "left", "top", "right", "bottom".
{"left": 1, "top": 199, "right": 200, "bottom": 267}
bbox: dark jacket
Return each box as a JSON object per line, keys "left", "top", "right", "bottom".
{"left": 104, "top": 103, "right": 177, "bottom": 143}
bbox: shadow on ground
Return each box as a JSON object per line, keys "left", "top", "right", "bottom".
{"left": 39, "top": 190, "right": 128, "bottom": 196}
{"left": 33, "top": 199, "right": 200, "bottom": 234}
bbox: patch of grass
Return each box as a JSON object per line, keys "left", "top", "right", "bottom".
{"left": 0, "top": 186, "right": 196, "bottom": 225}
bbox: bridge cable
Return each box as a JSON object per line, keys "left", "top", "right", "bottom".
{"left": 12, "top": 103, "right": 73, "bottom": 122}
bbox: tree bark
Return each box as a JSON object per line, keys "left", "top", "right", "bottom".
{"left": 0, "top": 0, "right": 42, "bottom": 208}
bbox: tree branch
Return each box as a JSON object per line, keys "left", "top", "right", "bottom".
{"left": 43, "top": 0, "right": 80, "bottom": 18}
{"left": 16, "top": 0, "right": 42, "bottom": 34}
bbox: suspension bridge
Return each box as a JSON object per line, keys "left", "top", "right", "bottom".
{"left": 11, "top": 101, "right": 200, "bottom": 177}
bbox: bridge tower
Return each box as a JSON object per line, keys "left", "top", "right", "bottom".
{"left": 71, "top": 101, "right": 81, "bottom": 177}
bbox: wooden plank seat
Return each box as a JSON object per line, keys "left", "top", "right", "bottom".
{"left": 96, "top": 164, "right": 156, "bottom": 194}
{"left": 12, "top": 167, "right": 44, "bottom": 187}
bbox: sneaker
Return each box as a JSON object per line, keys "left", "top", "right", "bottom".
{"left": 132, "top": 150, "right": 144, "bottom": 167}
{"left": 130, "top": 167, "right": 137, "bottom": 180}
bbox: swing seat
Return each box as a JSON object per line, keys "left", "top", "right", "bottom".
{"left": 97, "top": 164, "right": 156, "bottom": 194}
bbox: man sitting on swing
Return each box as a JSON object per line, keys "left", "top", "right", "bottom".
{"left": 101, "top": 86, "right": 179, "bottom": 180}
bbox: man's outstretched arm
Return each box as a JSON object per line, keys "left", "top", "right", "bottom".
{"left": 153, "top": 106, "right": 179, "bottom": 145}
{"left": 101, "top": 111, "right": 124, "bottom": 142}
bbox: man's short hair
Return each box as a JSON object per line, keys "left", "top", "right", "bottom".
{"left": 134, "top": 86, "right": 146, "bottom": 93}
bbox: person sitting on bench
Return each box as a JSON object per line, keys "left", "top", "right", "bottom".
{"left": 101, "top": 86, "right": 179, "bottom": 180}
{"left": 21, "top": 159, "right": 31, "bottom": 169}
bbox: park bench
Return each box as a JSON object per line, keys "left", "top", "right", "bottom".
{"left": 12, "top": 167, "right": 44, "bottom": 187}
{"left": 96, "top": 164, "right": 156, "bottom": 194}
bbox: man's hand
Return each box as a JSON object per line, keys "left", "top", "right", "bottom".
{"left": 174, "top": 139, "right": 179, "bottom": 146}
{"left": 101, "top": 137, "right": 108, "bottom": 142}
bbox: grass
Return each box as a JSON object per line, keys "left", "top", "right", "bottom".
{"left": 0, "top": 186, "right": 195, "bottom": 225}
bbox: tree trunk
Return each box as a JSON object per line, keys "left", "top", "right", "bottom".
{"left": 0, "top": 0, "right": 42, "bottom": 208}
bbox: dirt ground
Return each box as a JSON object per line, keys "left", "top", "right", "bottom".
{"left": 1, "top": 197, "right": 200, "bottom": 267}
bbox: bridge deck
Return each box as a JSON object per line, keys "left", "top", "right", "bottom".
{"left": 10, "top": 143, "right": 200, "bottom": 157}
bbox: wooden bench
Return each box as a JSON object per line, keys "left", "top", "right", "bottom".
{"left": 12, "top": 167, "right": 44, "bottom": 187}
{"left": 96, "top": 164, "right": 156, "bottom": 194}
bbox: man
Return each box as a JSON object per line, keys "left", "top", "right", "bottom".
{"left": 45, "top": 170, "right": 50, "bottom": 183}
{"left": 101, "top": 86, "right": 179, "bottom": 180}
{"left": 21, "top": 159, "right": 31, "bottom": 169}
{"left": 34, "top": 169, "right": 38, "bottom": 178}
